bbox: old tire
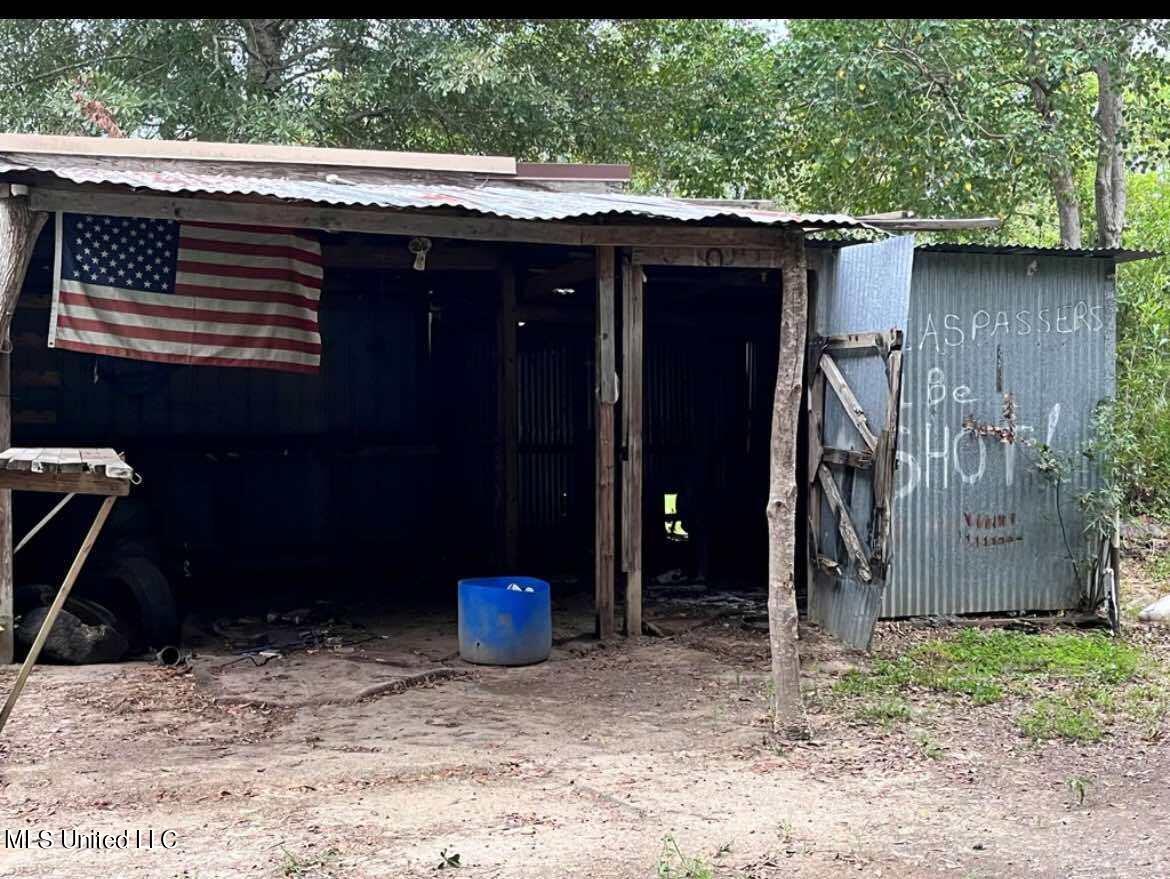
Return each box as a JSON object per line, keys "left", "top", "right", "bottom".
{"left": 83, "top": 556, "right": 178, "bottom": 650}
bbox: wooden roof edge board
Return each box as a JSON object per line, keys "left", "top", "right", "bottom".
{"left": 27, "top": 186, "right": 809, "bottom": 249}
{"left": 0, "top": 133, "right": 518, "bottom": 176}
{"left": 515, "top": 162, "right": 632, "bottom": 182}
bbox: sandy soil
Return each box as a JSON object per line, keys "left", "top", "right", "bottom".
{"left": 1, "top": 594, "right": 1168, "bottom": 879}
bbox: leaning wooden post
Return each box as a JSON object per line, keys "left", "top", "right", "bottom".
{"left": 0, "top": 192, "right": 47, "bottom": 664}
{"left": 594, "top": 246, "right": 617, "bottom": 639}
{"left": 621, "top": 254, "right": 644, "bottom": 637}
{"left": 767, "top": 232, "right": 809, "bottom": 737}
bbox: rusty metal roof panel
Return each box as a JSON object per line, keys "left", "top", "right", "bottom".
{"left": 0, "top": 153, "right": 862, "bottom": 229}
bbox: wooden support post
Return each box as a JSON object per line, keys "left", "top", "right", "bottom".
{"left": 496, "top": 262, "right": 520, "bottom": 571}
{"left": 0, "top": 494, "right": 117, "bottom": 734}
{"left": 595, "top": 246, "right": 617, "bottom": 639}
{"left": 0, "top": 342, "right": 10, "bottom": 665}
{"left": 767, "top": 232, "right": 809, "bottom": 738}
{"left": 0, "top": 198, "right": 47, "bottom": 664}
{"left": 621, "top": 255, "right": 644, "bottom": 637}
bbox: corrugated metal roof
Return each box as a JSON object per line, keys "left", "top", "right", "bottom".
{"left": 810, "top": 237, "right": 1159, "bottom": 263}
{"left": 0, "top": 152, "right": 862, "bottom": 229}
{"left": 917, "top": 242, "right": 1159, "bottom": 263}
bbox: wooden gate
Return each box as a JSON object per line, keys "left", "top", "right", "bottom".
{"left": 807, "top": 329, "right": 905, "bottom": 648}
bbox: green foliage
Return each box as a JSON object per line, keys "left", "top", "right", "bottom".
{"left": 0, "top": 19, "right": 783, "bottom": 198}
{"left": 3, "top": 18, "right": 1170, "bottom": 509}
{"left": 855, "top": 696, "right": 912, "bottom": 726}
{"left": 836, "top": 629, "right": 1159, "bottom": 743}
{"left": 655, "top": 835, "right": 715, "bottom": 879}
{"left": 1018, "top": 696, "right": 1104, "bottom": 742}
{"left": 1110, "top": 173, "right": 1170, "bottom": 515}
{"left": 839, "top": 629, "right": 1138, "bottom": 701}
{"left": 1065, "top": 775, "right": 1093, "bottom": 805}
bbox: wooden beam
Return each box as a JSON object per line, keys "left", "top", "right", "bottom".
{"left": 28, "top": 187, "right": 796, "bottom": 250}
{"left": 497, "top": 262, "right": 519, "bottom": 571}
{"left": 0, "top": 495, "right": 116, "bottom": 734}
{"left": 631, "top": 246, "right": 785, "bottom": 268}
{"left": 621, "top": 254, "right": 644, "bottom": 637}
{"left": 595, "top": 246, "right": 617, "bottom": 640}
{"left": 766, "top": 232, "right": 809, "bottom": 738}
{"left": 822, "top": 446, "right": 874, "bottom": 469}
{"left": 0, "top": 469, "right": 131, "bottom": 496}
{"left": 0, "top": 132, "right": 518, "bottom": 175}
{"left": 819, "top": 353, "right": 879, "bottom": 452}
{"left": 817, "top": 463, "right": 873, "bottom": 583}
{"left": 872, "top": 348, "right": 904, "bottom": 576}
{"left": 821, "top": 331, "right": 902, "bottom": 352}
{"left": 0, "top": 198, "right": 47, "bottom": 664}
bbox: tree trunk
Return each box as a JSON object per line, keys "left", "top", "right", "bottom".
{"left": 1051, "top": 167, "right": 1083, "bottom": 250}
{"left": 1029, "top": 77, "right": 1083, "bottom": 249}
{"left": 1094, "top": 60, "right": 1126, "bottom": 250}
{"left": 243, "top": 19, "right": 287, "bottom": 94}
{"left": 0, "top": 195, "right": 47, "bottom": 664}
{"left": 767, "top": 234, "right": 809, "bottom": 738}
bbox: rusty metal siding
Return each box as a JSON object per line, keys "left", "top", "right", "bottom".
{"left": 885, "top": 251, "right": 1115, "bottom": 617}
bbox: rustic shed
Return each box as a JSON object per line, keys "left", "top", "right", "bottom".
{"left": 0, "top": 134, "right": 1147, "bottom": 667}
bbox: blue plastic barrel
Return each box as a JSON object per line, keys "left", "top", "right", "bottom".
{"left": 458, "top": 576, "right": 552, "bottom": 666}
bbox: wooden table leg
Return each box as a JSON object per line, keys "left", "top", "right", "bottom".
{"left": 0, "top": 495, "right": 117, "bottom": 735}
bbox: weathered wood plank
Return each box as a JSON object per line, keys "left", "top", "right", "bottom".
{"left": 806, "top": 368, "right": 825, "bottom": 588}
{"left": 631, "top": 246, "right": 784, "bottom": 268}
{"left": 30, "top": 188, "right": 796, "bottom": 250}
{"left": 821, "top": 330, "right": 903, "bottom": 352}
{"left": 817, "top": 463, "right": 872, "bottom": 583}
{"left": 1, "top": 448, "right": 42, "bottom": 471}
{"left": 496, "top": 262, "right": 519, "bottom": 570}
{"left": 0, "top": 469, "right": 130, "bottom": 496}
{"left": 621, "top": 255, "right": 644, "bottom": 637}
{"left": 1, "top": 132, "right": 518, "bottom": 174}
{"left": 819, "top": 353, "right": 879, "bottom": 452}
{"left": 872, "top": 348, "right": 904, "bottom": 574}
{"left": 822, "top": 446, "right": 874, "bottom": 469}
{"left": 595, "top": 246, "right": 617, "bottom": 639}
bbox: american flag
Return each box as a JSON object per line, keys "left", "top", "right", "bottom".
{"left": 49, "top": 212, "right": 322, "bottom": 373}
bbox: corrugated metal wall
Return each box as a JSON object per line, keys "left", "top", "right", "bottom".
{"left": 10, "top": 225, "right": 503, "bottom": 599}
{"left": 884, "top": 251, "right": 1116, "bottom": 616}
{"left": 811, "top": 236, "right": 914, "bottom": 647}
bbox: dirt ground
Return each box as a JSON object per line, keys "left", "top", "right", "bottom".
{"left": 2, "top": 586, "right": 1169, "bottom": 879}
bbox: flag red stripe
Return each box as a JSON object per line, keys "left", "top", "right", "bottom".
{"left": 177, "top": 236, "right": 323, "bottom": 266}
{"left": 51, "top": 338, "right": 317, "bottom": 374}
{"left": 176, "top": 260, "right": 323, "bottom": 289}
{"left": 174, "top": 282, "right": 320, "bottom": 311}
{"left": 58, "top": 290, "right": 320, "bottom": 333}
{"left": 57, "top": 315, "right": 322, "bottom": 355}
